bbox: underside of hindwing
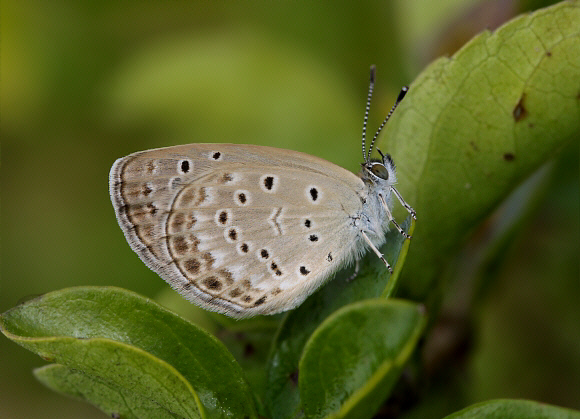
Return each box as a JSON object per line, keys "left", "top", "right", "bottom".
{"left": 110, "top": 143, "right": 367, "bottom": 317}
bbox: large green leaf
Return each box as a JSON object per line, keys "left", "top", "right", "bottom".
{"left": 384, "top": 0, "right": 580, "bottom": 299}
{"left": 443, "top": 399, "right": 580, "bottom": 419}
{"left": 0, "top": 287, "right": 257, "bottom": 419}
{"left": 299, "top": 299, "right": 425, "bottom": 419}
{"left": 34, "top": 364, "right": 181, "bottom": 419}
{"left": 264, "top": 217, "right": 414, "bottom": 419}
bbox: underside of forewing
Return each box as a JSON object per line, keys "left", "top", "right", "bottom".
{"left": 110, "top": 143, "right": 366, "bottom": 317}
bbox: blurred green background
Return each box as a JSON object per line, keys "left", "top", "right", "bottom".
{"left": 1, "top": 1, "right": 577, "bottom": 418}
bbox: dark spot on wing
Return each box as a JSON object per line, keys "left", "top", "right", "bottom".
{"left": 310, "top": 187, "right": 318, "bottom": 201}
{"left": 180, "top": 160, "right": 190, "bottom": 173}
{"left": 253, "top": 296, "right": 266, "bottom": 306}
{"left": 264, "top": 176, "right": 274, "bottom": 190}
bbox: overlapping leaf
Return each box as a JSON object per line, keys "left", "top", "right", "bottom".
{"left": 299, "top": 299, "right": 425, "bottom": 419}
{"left": 0, "top": 287, "right": 257, "bottom": 419}
{"left": 443, "top": 399, "right": 580, "bottom": 419}
{"left": 385, "top": 0, "right": 580, "bottom": 300}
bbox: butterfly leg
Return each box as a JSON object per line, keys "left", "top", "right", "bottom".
{"left": 361, "top": 231, "right": 393, "bottom": 274}
{"left": 379, "top": 195, "right": 412, "bottom": 239}
{"left": 391, "top": 186, "right": 417, "bottom": 219}
{"left": 346, "top": 259, "right": 360, "bottom": 282}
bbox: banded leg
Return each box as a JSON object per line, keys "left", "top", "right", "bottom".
{"left": 379, "top": 194, "right": 412, "bottom": 239}
{"left": 346, "top": 259, "right": 360, "bottom": 282}
{"left": 391, "top": 186, "right": 416, "bottom": 219}
{"left": 361, "top": 231, "right": 393, "bottom": 274}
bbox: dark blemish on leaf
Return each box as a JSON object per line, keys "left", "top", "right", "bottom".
{"left": 513, "top": 94, "right": 527, "bottom": 122}
{"left": 469, "top": 141, "right": 478, "bottom": 151}
{"left": 546, "top": 51, "right": 552, "bottom": 57}
{"left": 289, "top": 369, "right": 299, "bottom": 386}
{"left": 244, "top": 343, "right": 255, "bottom": 358}
{"left": 503, "top": 153, "right": 515, "bottom": 162}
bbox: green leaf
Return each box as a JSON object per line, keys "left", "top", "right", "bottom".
{"left": 0, "top": 286, "right": 257, "bottom": 419}
{"left": 34, "top": 364, "right": 181, "bottom": 419}
{"left": 299, "top": 299, "right": 425, "bottom": 419}
{"left": 443, "top": 399, "right": 580, "bottom": 419}
{"left": 264, "top": 217, "right": 414, "bottom": 419}
{"left": 385, "top": 0, "right": 580, "bottom": 300}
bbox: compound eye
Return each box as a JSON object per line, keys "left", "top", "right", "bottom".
{"left": 370, "top": 163, "right": 389, "bottom": 180}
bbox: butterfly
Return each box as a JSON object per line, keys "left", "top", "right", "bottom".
{"left": 109, "top": 66, "right": 415, "bottom": 318}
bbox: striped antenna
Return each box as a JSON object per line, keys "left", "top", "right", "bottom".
{"left": 361, "top": 65, "right": 376, "bottom": 162}
{"left": 366, "top": 85, "right": 408, "bottom": 161}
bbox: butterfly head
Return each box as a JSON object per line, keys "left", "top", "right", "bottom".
{"left": 361, "top": 149, "right": 397, "bottom": 188}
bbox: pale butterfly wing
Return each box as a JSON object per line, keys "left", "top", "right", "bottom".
{"left": 110, "top": 143, "right": 368, "bottom": 318}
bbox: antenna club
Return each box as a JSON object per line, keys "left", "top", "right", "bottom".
{"left": 365, "top": 84, "right": 408, "bottom": 161}
{"left": 396, "top": 86, "right": 409, "bottom": 103}
{"left": 369, "top": 65, "right": 376, "bottom": 83}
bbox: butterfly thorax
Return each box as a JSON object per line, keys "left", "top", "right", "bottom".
{"left": 355, "top": 155, "right": 398, "bottom": 248}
